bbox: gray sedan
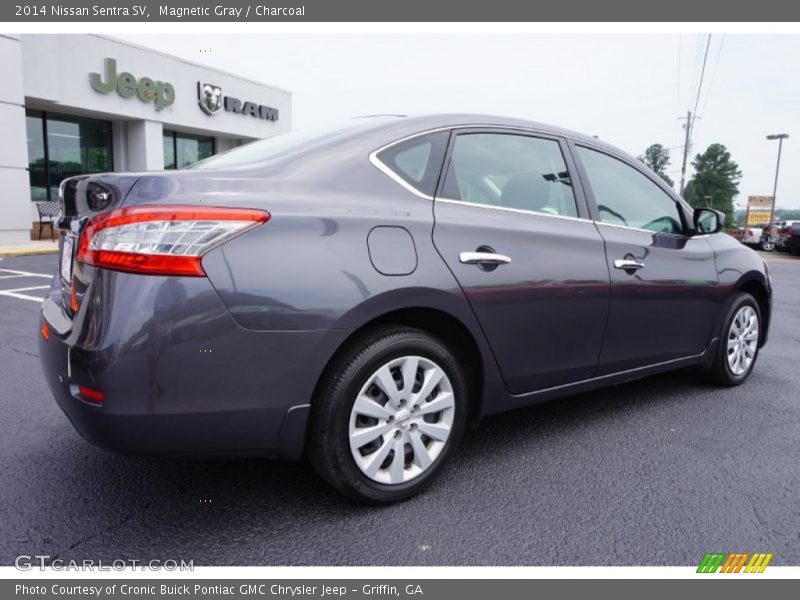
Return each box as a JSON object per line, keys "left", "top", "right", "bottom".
{"left": 39, "top": 114, "right": 771, "bottom": 503}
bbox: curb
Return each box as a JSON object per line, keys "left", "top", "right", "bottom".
{"left": 0, "top": 247, "right": 59, "bottom": 257}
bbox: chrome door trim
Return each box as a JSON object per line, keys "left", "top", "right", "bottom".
{"left": 436, "top": 198, "right": 594, "bottom": 224}
{"left": 594, "top": 219, "right": 687, "bottom": 237}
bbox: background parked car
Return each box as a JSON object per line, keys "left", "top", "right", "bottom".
{"left": 739, "top": 227, "right": 765, "bottom": 249}
{"left": 775, "top": 220, "right": 800, "bottom": 252}
{"left": 760, "top": 222, "right": 781, "bottom": 252}
{"left": 785, "top": 222, "right": 800, "bottom": 255}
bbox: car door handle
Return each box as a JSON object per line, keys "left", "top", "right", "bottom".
{"left": 614, "top": 258, "right": 645, "bottom": 271}
{"left": 459, "top": 252, "right": 512, "bottom": 266}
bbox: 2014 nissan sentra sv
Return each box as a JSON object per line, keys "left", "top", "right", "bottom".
{"left": 40, "top": 114, "right": 772, "bottom": 503}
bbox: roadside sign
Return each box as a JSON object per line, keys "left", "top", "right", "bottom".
{"left": 745, "top": 195, "right": 774, "bottom": 227}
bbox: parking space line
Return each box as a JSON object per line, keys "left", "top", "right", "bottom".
{"left": 0, "top": 268, "right": 51, "bottom": 279}
{"left": 0, "top": 285, "right": 49, "bottom": 303}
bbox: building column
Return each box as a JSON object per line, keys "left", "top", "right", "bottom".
{"left": 126, "top": 120, "right": 164, "bottom": 171}
{"left": 0, "top": 35, "right": 36, "bottom": 245}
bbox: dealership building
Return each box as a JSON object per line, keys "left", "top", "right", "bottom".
{"left": 0, "top": 34, "right": 292, "bottom": 245}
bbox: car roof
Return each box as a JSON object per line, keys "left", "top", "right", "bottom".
{"left": 359, "top": 113, "right": 623, "bottom": 155}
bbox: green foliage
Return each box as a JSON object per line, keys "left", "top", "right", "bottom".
{"left": 638, "top": 144, "right": 674, "bottom": 187}
{"left": 684, "top": 143, "right": 742, "bottom": 224}
{"left": 775, "top": 209, "right": 800, "bottom": 220}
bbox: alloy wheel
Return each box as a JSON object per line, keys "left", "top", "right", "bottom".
{"left": 727, "top": 305, "right": 759, "bottom": 376}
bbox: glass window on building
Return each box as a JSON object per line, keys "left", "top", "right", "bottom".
{"left": 25, "top": 109, "right": 113, "bottom": 202}
{"left": 26, "top": 112, "right": 47, "bottom": 201}
{"left": 163, "top": 130, "right": 215, "bottom": 169}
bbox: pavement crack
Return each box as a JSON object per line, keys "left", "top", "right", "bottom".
{"left": 11, "top": 347, "right": 38, "bottom": 359}
{"left": 50, "top": 502, "right": 151, "bottom": 560}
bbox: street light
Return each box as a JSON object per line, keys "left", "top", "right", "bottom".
{"left": 766, "top": 133, "right": 789, "bottom": 227}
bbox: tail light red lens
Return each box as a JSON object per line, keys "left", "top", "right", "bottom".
{"left": 70, "top": 279, "right": 79, "bottom": 312}
{"left": 77, "top": 205, "right": 269, "bottom": 277}
{"left": 77, "top": 385, "right": 105, "bottom": 404}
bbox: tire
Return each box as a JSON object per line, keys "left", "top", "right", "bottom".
{"left": 760, "top": 240, "right": 775, "bottom": 252}
{"left": 706, "top": 292, "right": 762, "bottom": 386}
{"left": 307, "top": 326, "right": 467, "bottom": 504}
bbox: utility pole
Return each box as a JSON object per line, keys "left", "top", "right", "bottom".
{"left": 679, "top": 110, "right": 693, "bottom": 196}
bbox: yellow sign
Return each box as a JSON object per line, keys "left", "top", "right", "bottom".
{"left": 747, "top": 212, "right": 772, "bottom": 226}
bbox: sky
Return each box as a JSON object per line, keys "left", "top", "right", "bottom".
{"left": 120, "top": 34, "right": 800, "bottom": 209}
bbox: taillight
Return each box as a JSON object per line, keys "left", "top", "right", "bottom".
{"left": 747, "top": 230, "right": 753, "bottom": 237}
{"left": 77, "top": 205, "right": 269, "bottom": 277}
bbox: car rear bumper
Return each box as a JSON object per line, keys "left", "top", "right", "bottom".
{"left": 38, "top": 270, "right": 351, "bottom": 459}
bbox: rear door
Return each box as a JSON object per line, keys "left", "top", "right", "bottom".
{"left": 432, "top": 129, "right": 610, "bottom": 395}
{"left": 571, "top": 143, "right": 719, "bottom": 374}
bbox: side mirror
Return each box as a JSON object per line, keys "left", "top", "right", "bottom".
{"left": 694, "top": 208, "right": 724, "bottom": 235}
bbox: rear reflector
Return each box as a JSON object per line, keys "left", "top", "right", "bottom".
{"left": 70, "top": 279, "right": 79, "bottom": 312}
{"left": 40, "top": 320, "right": 49, "bottom": 341}
{"left": 77, "top": 385, "right": 105, "bottom": 404}
{"left": 77, "top": 205, "right": 270, "bottom": 277}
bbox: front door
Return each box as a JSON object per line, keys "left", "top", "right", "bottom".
{"left": 432, "top": 130, "right": 610, "bottom": 395}
{"left": 573, "top": 144, "right": 719, "bottom": 375}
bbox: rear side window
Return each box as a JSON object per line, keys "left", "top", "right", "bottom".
{"left": 376, "top": 131, "right": 450, "bottom": 197}
{"left": 576, "top": 146, "right": 684, "bottom": 234}
{"left": 440, "top": 133, "right": 579, "bottom": 218}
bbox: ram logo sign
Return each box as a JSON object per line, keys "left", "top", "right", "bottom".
{"left": 697, "top": 552, "right": 773, "bottom": 573}
{"left": 196, "top": 81, "right": 279, "bottom": 121}
{"left": 197, "top": 82, "right": 223, "bottom": 115}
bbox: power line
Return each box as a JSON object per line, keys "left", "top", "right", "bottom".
{"left": 692, "top": 35, "right": 712, "bottom": 120}
{"left": 688, "top": 35, "right": 704, "bottom": 109}
{"left": 700, "top": 35, "right": 725, "bottom": 117}
{"left": 675, "top": 35, "right": 682, "bottom": 146}
{"left": 679, "top": 34, "right": 712, "bottom": 196}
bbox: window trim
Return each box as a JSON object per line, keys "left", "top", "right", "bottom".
{"left": 435, "top": 197, "right": 593, "bottom": 224}
{"left": 569, "top": 141, "right": 692, "bottom": 236}
{"left": 369, "top": 125, "right": 697, "bottom": 232}
{"left": 369, "top": 126, "right": 454, "bottom": 200}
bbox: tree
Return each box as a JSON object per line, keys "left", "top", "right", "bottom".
{"left": 683, "top": 144, "right": 742, "bottom": 225}
{"left": 638, "top": 144, "right": 674, "bottom": 187}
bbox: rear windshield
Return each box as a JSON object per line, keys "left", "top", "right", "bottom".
{"left": 191, "top": 117, "right": 400, "bottom": 170}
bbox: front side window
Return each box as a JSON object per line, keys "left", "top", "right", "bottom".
{"left": 375, "top": 131, "right": 449, "bottom": 197}
{"left": 440, "top": 132, "right": 579, "bottom": 218}
{"left": 576, "top": 146, "right": 684, "bottom": 234}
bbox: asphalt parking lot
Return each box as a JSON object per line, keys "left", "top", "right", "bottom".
{"left": 1, "top": 251, "right": 799, "bottom": 566}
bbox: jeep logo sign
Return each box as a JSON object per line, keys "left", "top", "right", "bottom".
{"left": 90, "top": 58, "right": 175, "bottom": 111}
{"left": 197, "top": 81, "right": 279, "bottom": 121}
